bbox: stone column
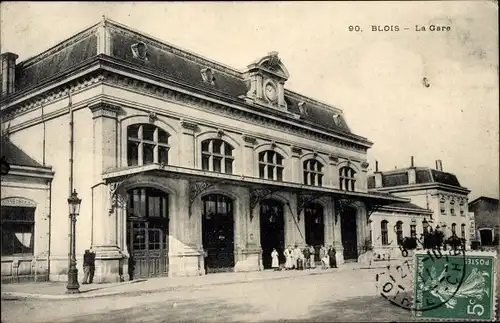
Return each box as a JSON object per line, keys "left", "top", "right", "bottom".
{"left": 180, "top": 119, "right": 197, "bottom": 168}
{"left": 331, "top": 197, "right": 344, "bottom": 264}
{"left": 242, "top": 135, "right": 256, "bottom": 177}
{"left": 89, "top": 102, "right": 123, "bottom": 283}
{"left": 290, "top": 146, "right": 302, "bottom": 183}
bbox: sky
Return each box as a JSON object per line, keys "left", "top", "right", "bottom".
{"left": 1, "top": 1, "right": 498, "bottom": 200}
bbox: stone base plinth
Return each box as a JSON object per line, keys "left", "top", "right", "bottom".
{"left": 93, "top": 245, "right": 125, "bottom": 283}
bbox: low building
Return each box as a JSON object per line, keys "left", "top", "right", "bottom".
{"left": 0, "top": 18, "right": 407, "bottom": 283}
{"left": 468, "top": 196, "right": 499, "bottom": 246}
{"left": 368, "top": 158, "right": 471, "bottom": 255}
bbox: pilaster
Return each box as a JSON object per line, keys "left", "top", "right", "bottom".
{"left": 180, "top": 119, "right": 198, "bottom": 168}
{"left": 242, "top": 135, "right": 257, "bottom": 177}
{"left": 88, "top": 102, "right": 123, "bottom": 283}
{"left": 328, "top": 155, "right": 339, "bottom": 188}
{"left": 290, "top": 146, "right": 302, "bottom": 183}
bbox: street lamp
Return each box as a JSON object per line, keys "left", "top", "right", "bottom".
{"left": 66, "top": 189, "right": 82, "bottom": 294}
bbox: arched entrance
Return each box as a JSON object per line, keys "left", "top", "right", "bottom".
{"left": 304, "top": 203, "right": 325, "bottom": 262}
{"left": 126, "top": 187, "right": 169, "bottom": 279}
{"left": 260, "top": 199, "right": 285, "bottom": 269}
{"left": 341, "top": 206, "right": 358, "bottom": 261}
{"left": 202, "top": 194, "right": 235, "bottom": 273}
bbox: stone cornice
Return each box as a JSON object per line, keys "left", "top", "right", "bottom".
{"left": 372, "top": 183, "right": 470, "bottom": 195}
{"left": 89, "top": 101, "right": 121, "bottom": 119}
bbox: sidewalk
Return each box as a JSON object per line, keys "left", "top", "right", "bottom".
{"left": 1, "top": 261, "right": 388, "bottom": 301}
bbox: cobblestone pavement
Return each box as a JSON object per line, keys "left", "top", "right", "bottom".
{"left": 1, "top": 268, "right": 415, "bottom": 323}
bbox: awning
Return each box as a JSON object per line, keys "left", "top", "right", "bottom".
{"left": 102, "top": 163, "right": 409, "bottom": 219}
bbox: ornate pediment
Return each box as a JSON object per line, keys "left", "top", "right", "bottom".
{"left": 244, "top": 52, "right": 290, "bottom": 111}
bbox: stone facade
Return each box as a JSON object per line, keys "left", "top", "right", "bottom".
{"left": 469, "top": 196, "right": 499, "bottom": 245}
{"left": 1, "top": 18, "right": 407, "bottom": 283}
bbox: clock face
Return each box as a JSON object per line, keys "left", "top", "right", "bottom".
{"left": 264, "top": 82, "right": 278, "bottom": 102}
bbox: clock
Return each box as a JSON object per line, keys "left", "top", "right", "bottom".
{"left": 264, "top": 81, "right": 278, "bottom": 102}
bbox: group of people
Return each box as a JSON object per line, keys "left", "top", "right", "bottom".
{"left": 271, "top": 244, "right": 338, "bottom": 271}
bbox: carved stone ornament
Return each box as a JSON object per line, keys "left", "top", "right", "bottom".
{"left": 264, "top": 51, "right": 281, "bottom": 71}
{"left": 242, "top": 134, "right": 257, "bottom": 145}
{"left": 131, "top": 42, "right": 149, "bottom": 61}
{"left": 201, "top": 67, "right": 216, "bottom": 85}
{"left": 1, "top": 197, "right": 37, "bottom": 208}
{"left": 188, "top": 181, "right": 215, "bottom": 217}
{"left": 270, "top": 141, "right": 277, "bottom": 150}
{"left": 298, "top": 102, "right": 308, "bottom": 115}
{"left": 361, "top": 161, "right": 370, "bottom": 169}
{"left": 329, "top": 154, "right": 339, "bottom": 163}
{"left": 109, "top": 182, "right": 126, "bottom": 214}
{"left": 148, "top": 111, "right": 158, "bottom": 123}
{"left": 180, "top": 119, "right": 198, "bottom": 131}
{"left": 332, "top": 114, "right": 342, "bottom": 126}
{"left": 291, "top": 146, "right": 302, "bottom": 156}
{"left": 217, "top": 128, "right": 224, "bottom": 138}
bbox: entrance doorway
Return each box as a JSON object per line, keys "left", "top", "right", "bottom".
{"left": 304, "top": 203, "right": 325, "bottom": 262}
{"left": 260, "top": 199, "right": 285, "bottom": 269}
{"left": 341, "top": 206, "right": 358, "bottom": 261}
{"left": 126, "top": 187, "right": 169, "bottom": 279}
{"left": 202, "top": 194, "right": 235, "bottom": 273}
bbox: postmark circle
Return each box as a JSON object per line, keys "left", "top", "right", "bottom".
{"left": 375, "top": 246, "right": 467, "bottom": 313}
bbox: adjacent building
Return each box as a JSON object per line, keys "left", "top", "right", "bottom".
{"left": 469, "top": 196, "right": 499, "bottom": 246}
{"left": 0, "top": 18, "right": 407, "bottom": 283}
{"left": 368, "top": 158, "right": 471, "bottom": 257}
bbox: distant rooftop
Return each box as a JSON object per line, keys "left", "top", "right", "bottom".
{"left": 1, "top": 136, "right": 43, "bottom": 168}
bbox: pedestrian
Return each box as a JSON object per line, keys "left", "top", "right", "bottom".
{"left": 284, "top": 245, "right": 293, "bottom": 270}
{"left": 309, "top": 245, "right": 316, "bottom": 269}
{"left": 271, "top": 248, "right": 280, "bottom": 271}
{"left": 303, "top": 245, "right": 311, "bottom": 269}
{"left": 320, "top": 245, "right": 329, "bottom": 270}
{"left": 328, "top": 245, "right": 338, "bottom": 268}
{"left": 293, "top": 244, "right": 301, "bottom": 270}
{"left": 82, "top": 249, "right": 96, "bottom": 284}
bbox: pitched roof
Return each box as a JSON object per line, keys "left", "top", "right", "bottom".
{"left": 468, "top": 196, "right": 499, "bottom": 207}
{"left": 368, "top": 167, "right": 463, "bottom": 189}
{"left": 0, "top": 136, "right": 43, "bottom": 168}
{"left": 9, "top": 18, "right": 364, "bottom": 139}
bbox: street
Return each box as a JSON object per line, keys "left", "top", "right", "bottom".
{"left": 1, "top": 269, "right": 414, "bottom": 323}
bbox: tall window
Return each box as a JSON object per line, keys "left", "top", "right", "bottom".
{"left": 440, "top": 198, "right": 446, "bottom": 215}
{"left": 127, "top": 124, "right": 170, "bottom": 166}
{"left": 381, "top": 220, "right": 389, "bottom": 246}
{"left": 450, "top": 199, "right": 456, "bottom": 216}
{"left": 203, "top": 194, "right": 233, "bottom": 219}
{"left": 459, "top": 201, "right": 465, "bottom": 216}
{"left": 339, "top": 166, "right": 356, "bottom": 191}
{"left": 451, "top": 223, "right": 457, "bottom": 236}
{"left": 461, "top": 224, "right": 466, "bottom": 239}
{"left": 201, "top": 139, "right": 234, "bottom": 174}
{"left": 259, "top": 150, "right": 284, "bottom": 181}
{"left": 396, "top": 221, "right": 403, "bottom": 245}
{"left": 1, "top": 206, "right": 35, "bottom": 256}
{"left": 410, "top": 224, "right": 417, "bottom": 238}
{"left": 303, "top": 159, "right": 323, "bottom": 186}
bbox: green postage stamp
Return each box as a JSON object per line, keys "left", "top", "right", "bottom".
{"left": 414, "top": 250, "right": 497, "bottom": 321}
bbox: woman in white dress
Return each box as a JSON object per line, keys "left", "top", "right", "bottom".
{"left": 284, "top": 245, "right": 293, "bottom": 270}
{"left": 271, "top": 248, "right": 279, "bottom": 271}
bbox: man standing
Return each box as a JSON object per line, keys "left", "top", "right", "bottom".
{"left": 328, "top": 245, "right": 338, "bottom": 268}
{"left": 82, "top": 249, "right": 96, "bottom": 284}
{"left": 303, "top": 245, "right": 311, "bottom": 269}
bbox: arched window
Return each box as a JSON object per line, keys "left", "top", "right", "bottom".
{"left": 303, "top": 159, "right": 324, "bottom": 186}
{"left": 339, "top": 166, "right": 356, "bottom": 191}
{"left": 381, "top": 220, "right": 389, "bottom": 245}
{"left": 127, "top": 124, "right": 170, "bottom": 166}
{"left": 201, "top": 139, "right": 234, "bottom": 174}
{"left": 396, "top": 221, "right": 403, "bottom": 245}
{"left": 450, "top": 199, "right": 456, "bottom": 216}
{"left": 461, "top": 224, "right": 466, "bottom": 239}
{"left": 451, "top": 223, "right": 457, "bottom": 236}
{"left": 259, "top": 150, "right": 284, "bottom": 181}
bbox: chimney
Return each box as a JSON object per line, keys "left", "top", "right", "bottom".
{"left": 436, "top": 159, "right": 443, "bottom": 171}
{"left": 374, "top": 160, "right": 383, "bottom": 188}
{"left": 408, "top": 156, "right": 416, "bottom": 184}
{"left": 1, "top": 52, "right": 18, "bottom": 96}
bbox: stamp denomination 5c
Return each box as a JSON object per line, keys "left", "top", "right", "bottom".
{"left": 414, "top": 251, "right": 497, "bottom": 321}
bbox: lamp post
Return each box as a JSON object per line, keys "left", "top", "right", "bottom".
{"left": 66, "top": 189, "right": 82, "bottom": 294}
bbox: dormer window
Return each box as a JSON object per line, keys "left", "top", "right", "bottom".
{"left": 201, "top": 68, "right": 216, "bottom": 85}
